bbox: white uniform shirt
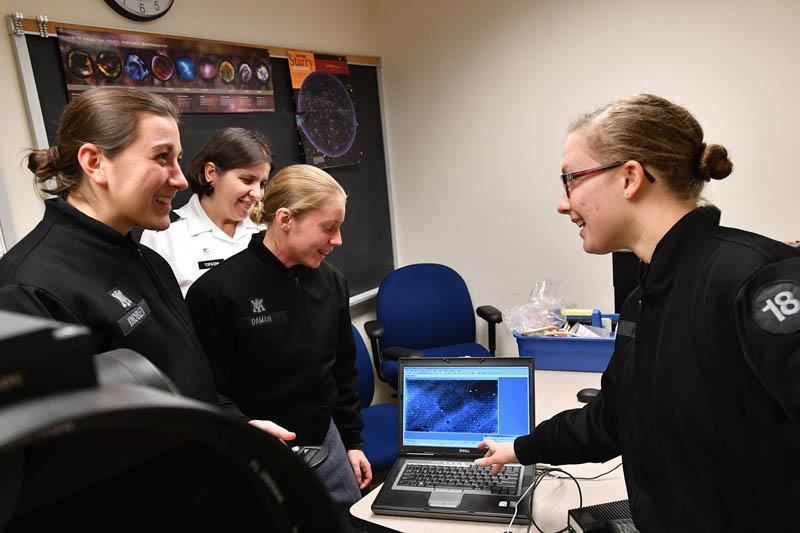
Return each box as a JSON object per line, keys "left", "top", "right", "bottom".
{"left": 140, "top": 193, "right": 262, "bottom": 296}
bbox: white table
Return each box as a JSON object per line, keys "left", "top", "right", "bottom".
{"left": 350, "top": 370, "right": 627, "bottom": 532}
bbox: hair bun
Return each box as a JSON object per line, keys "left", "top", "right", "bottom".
{"left": 698, "top": 143, "right": 733, "bottom": 181}
{"left": 27, "top": 146, "right": 61, "bottom": 179}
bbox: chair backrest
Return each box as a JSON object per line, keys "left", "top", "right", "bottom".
{"left": 376, "top": 263, "right": 476, "bottom": 350}
{"left": 352, "top": 324, "right": 374, "bottom": 409}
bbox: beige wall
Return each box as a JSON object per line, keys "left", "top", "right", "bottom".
{"left": 374, "top": 0, "right": 800, "bottom": 357}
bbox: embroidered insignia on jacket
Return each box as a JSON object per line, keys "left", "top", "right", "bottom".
{"left": 109, "top": 288, "right": 133, "bottom": 309}
{"left": 250, "top": 298, "right": 266, "bottom": 314}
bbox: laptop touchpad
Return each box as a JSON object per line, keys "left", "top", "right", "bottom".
{"left": 428, "top": 489, "right": 463, "bottom": 508}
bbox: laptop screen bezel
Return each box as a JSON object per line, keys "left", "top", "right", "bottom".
{"left": 396, "top": 357, "right": 535, "bottom": 458}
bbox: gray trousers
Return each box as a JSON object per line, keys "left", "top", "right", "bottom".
{"left": 314, "top": 419, "right": 362, "bottom": 530}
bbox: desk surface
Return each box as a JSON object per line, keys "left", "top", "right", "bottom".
{"left": 350, "top": 370, "right": 628, "bottom": 532}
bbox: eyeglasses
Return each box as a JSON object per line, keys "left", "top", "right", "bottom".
{"left": 560, "top": 160, "right": 656, "bottom": 198}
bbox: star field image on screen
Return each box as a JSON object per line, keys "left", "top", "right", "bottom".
{"left": 406, "top": 380, "right": 498, "bottom": 433}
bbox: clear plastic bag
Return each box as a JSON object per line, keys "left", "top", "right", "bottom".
{"left": 502, "top": 280, "right": 573, "bottom": 335}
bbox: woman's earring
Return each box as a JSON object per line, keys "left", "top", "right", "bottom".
{"left": 624, "top": 191, "right": 629, "bottom": 198}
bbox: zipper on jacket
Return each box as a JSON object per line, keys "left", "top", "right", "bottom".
{"left": 635, "top": 295, "right": 644, "bottom": 354}
{"left": 135, "top": 248, "right": 196, "bottom": 335}
{"left": 291, "top": 273, "right": 314, "bottom": 352}
{"left": 135, "top": 248, "right": 213, "bottom": 381}
{"left": 291, "top": 272, "right": 326, "bottom": 393}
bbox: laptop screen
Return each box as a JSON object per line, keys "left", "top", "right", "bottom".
{"left": 400, "top": 359, "right": 533, "bottom": 450}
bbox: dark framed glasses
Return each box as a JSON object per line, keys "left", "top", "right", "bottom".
{"left": 560, "top": 160, "right": 656, "bottom": 198}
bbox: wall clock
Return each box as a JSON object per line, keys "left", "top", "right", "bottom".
{"left": 104, "top": 0, "right": 174, "bottom": 22}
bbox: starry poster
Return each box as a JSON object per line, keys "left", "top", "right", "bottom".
{"left": 288, "top": 50, "right": 361, "bottom": 168}
{"left": 57, "top": 28, "right": 274, "bottom": 114}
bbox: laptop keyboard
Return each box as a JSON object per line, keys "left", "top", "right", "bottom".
{"left": 396, "top": 461, "right": 522, "bottom": 495}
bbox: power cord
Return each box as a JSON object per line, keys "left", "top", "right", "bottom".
{"left": 502, "top": 472, "right": 538, "bottom": 533}
{"left": 503, "top": 462, "right": 622, "bottom": 533}
{"left": 529, "top": 467, "right": 582, "bottom": 533}
{"left": 540, "top": 461, "right": 622, "bottom": 481}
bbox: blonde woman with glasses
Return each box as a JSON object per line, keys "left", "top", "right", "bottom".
{"left": 476, "top": 94, "right": 800, "bottom": 531}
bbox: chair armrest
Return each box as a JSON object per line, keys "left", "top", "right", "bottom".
{"left": 364, "top": 320, "right": 384, "bottom": 339}
{"left": 363, "top": 320, "right": 385, "bottom": 380}
{"left": 476, "top": 305, "right": 503, "bottom": 324}
{"left": 577, "top": 388, "right": 600, "bottom": 404}
{"left": 475, "top": 305, "right": 503, "bottom": 356}
{"left": 381, "top": 346, "right": 424, "bottom": 362}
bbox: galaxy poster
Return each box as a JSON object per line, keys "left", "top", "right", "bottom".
{"left": 288, "top": 50, "right": 361, "bottom": 168}
{"left": 57, "top": 28, "right": 274, "bottom": 114}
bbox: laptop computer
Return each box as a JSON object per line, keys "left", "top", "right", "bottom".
{"left": 372, "top": 356, "right": 535, "bottom": 524}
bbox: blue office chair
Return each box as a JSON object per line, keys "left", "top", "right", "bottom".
{"left": 352, "top": 325, "right": 398, "bottom": 476}
{"left": 364, "top": 263, "right": 502, "bottom": 390}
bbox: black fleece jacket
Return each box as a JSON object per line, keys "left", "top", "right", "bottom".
{"left": 185, "top": 232, "right": 364, "bottom": 449}
{"left": 0, "top": 198, "right": 241, "bottom": 416}
{"left": 514, "top": 207, "right": 800, "bottom": 532}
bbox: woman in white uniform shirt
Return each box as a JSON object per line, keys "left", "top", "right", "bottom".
{"left": 141, "top": 128, "right": 272, "bottom": 294}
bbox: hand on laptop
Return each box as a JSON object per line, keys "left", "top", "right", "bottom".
{"left": 347, "top": 449, "right": 373, "bottom": 489}
{"left": 474, "top": 439, "right": 518, "bottom": 475}
{"left": 248, "top": 419, "right": 297, "bottom": 443}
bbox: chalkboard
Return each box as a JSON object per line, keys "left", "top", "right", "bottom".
{"left": 24, "top": 33, "right": 394, "bottom": 299}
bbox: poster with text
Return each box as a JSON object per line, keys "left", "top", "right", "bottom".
{"left": 288, "top": 50, "right": 360, "bottom": 168}
{"left": 57, "top": 28, "right": 274, "bottom": 113}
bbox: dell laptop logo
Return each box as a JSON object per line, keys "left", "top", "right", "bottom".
{"left": 458, "top": 449, "right": 470, "bottom": 453}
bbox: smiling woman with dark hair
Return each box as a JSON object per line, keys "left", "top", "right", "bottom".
{"left": 0, "top": 87, "right": 216, "bottom": 402}
{"left": 140, "top": 127, "right": 272, "bottom": 295}
{"left": 0, "top": 87, "right": 294, "bottom": 442}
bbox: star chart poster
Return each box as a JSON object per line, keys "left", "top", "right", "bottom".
{"left": 288, "top": 50, "right": 361, "bottom": 168}
{"left": 57, "top": 28, "right": 274, "bottom": 114}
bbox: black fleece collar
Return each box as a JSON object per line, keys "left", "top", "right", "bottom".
{"left": 247, "top": 230, "right": 310, "bottom": 280}
{"left": 638, "top": 206, "right": 721, "bottom": 294}
{"left": 44, "top": 197, "right": 138, "bottom": 248}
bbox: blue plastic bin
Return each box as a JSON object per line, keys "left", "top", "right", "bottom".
{"left": 514, "top": 312, "right": 619, "bottom": 372}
